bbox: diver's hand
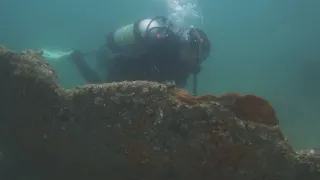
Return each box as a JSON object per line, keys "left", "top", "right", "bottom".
{"left": 41, "top": 49, "right": 73, "bottom": 62}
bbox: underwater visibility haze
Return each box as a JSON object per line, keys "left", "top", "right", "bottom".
{"left": 0, "top": 0, "right": 320, "bottom": 178}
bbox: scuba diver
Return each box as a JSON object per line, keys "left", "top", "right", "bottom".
{"left": 70, "top": 16, "right": 211, "bottom": 94}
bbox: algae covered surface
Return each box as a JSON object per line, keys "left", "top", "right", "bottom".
{"left": 0, "top": 45, "right": 319, "bottom": 180}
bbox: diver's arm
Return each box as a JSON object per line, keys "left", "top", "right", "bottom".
{"left": 70, "top": 50, "right": 102, "bottom": 84}
{"left": 174, "top": 63, "right": 201, "bottom": 88}
{"left": 174, "top": 69, "right": 189, "bottom": 88}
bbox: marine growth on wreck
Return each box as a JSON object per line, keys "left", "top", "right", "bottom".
{"left": 0, "top": 46, "right": 319, "bottom": 180}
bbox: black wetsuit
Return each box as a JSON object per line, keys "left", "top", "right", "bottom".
{"left": 71, "top": 33, "right": 200, "bottom": 88}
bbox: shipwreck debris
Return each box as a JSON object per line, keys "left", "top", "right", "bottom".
{"left": 0, "top": 45, "right": 319, "bottom": 180}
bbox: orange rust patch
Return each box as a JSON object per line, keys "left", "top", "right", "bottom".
{"left": 173, "top": 89, "right": 199, "bottom": 103}
{"left": 231, "top": 94, "right": 278, "bottom": 126}
{"left": 171, "top": 89, "right": 278, "bottom": 126}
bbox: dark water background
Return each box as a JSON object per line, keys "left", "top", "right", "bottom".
{"left": 0, "top": 0, "right": 319, "bottom": 149}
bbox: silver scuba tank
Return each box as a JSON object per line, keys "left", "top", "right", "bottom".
{"left": 106, "top": 17, "right": 167, "bottom": 53}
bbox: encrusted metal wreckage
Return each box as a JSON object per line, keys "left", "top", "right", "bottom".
{"left": 0, "top": 45, "right": 319, "bottom": 180}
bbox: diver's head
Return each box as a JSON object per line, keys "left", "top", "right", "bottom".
{"left": 178, "top": 27, "right": 211, "bottom": 66}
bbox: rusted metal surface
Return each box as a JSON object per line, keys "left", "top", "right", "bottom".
{"left": 0, "top": 46, "right": 319, "bottom": 180}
